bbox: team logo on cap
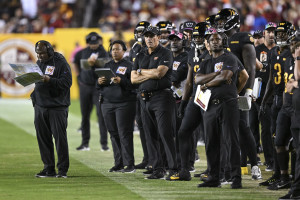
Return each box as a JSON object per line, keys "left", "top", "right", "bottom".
{"left": 45, "top": 65, "right": 55, "bottom": 75}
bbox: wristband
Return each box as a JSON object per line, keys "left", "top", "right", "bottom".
{"left": 296, "top": 56, "right": 300, "bottom": 61}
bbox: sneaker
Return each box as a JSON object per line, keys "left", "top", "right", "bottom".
{"left": 257, "top": 157, "right": 263, "bottom": 165}
{"left": 169, "top": 170, "right": 191, "bottom": 181}
{"left": 279, "top": 193, "right": 300, "bottom": 200}
{"left": 76, "top": 145, "right": 90, "bottom": 151}
{"left": 101, "top": 144, "right": 110, "bottom": 152}
{"left": 165, "top": 169, "right": 178, "bottom": 181}
{"left": 194, "top": 169, "right": 208, "bottom": 177}
{"left": 259, "top": 174, "right": 280, "bottom": 186}
{"left": 108, "top": 165, "right": 124, "bottom": 172}
{"left": 143, "top": 168, "right": 153, "bottom": 176}
{"left": 267, "top": 179, "right": 291, "bottom": 190}
{"left": 134, "top": 162, "right": 147, "bottom": 169}
{"left": 35, "top": 169, "right": 56, "bottom": 178}
{"left": 189, "top": 166, "right": 196, "bottom": 173}
{"left": 198, "top": 181, "right": 221, "bottom": 188}
{"left": 231, "top": 177, "right": 242, "bottom": 189}
{"left": 265, "top": 164, "right": 273, "bottom": 172}
{"left": 199, "top": 173, "right": 209, "bottom": 182}
{"left": 122, "top": 166, "right": 135, "bottom": 173}
{"left": 251, "top": 166, "right": 262, "bottom": 180}
{"left": 220, "top": 178, "right": 232, "bottom": 185}
{"left": 56, "top": 171, "right": 67, "bottom": 178}
{"left": 145, "top": 169, "right": 165, "bottom": 180}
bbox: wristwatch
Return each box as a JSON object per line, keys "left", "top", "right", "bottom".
{"left": 137, "top": 69, "right": 142, "bottom": 74}
{"left": 296, "top": 56, "right": 300, "bottom": 61}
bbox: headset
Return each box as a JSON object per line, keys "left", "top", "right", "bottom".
{"left": 109, "top": 40, "right": 127, "bottom": 52}
{"left": 35, "top": 40, "right": 54, "bottom": 57}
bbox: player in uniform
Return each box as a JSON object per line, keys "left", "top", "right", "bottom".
{"left": 128, "top": 21, "right": 151, "bottom": 170}
{"left": 260, "top": 21, "right": 296, "bottom": 189}
{"left": 215, "top": 8, "right": 262, "bottom": 180}
{"left": 156, "top": 21, "right": 173, "bottom": 49}
{"left": 251, "top": 22, "right": 277, "bottom": 172}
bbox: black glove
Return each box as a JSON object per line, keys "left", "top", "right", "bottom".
{"left": 178, "top": 100, "right": 188, "bottom": 118}
{"left": 258, "top": 104, "right": 265, "bottom": 120}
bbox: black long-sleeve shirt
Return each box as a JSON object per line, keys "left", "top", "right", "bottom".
{"left": 31, "top": 52, "right": 72, "bottom": 108}
{"left": 97, "top": 59, "right": 136, "bottom": 103}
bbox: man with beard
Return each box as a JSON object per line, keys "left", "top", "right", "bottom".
{"left": 32, "top": 40, "right": 72, "bottom": 178}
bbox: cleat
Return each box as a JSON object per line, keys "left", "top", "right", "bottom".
{"left": 108, "top": 165, "right": 124, "bottom": 172}
{"left": 56, "top": 171, "right": 67, "bottom": 178}
{"left": 259, "top": 174, "right": 280, "bottom": 186}
{"left": 145, "top": 169, "right": 165, "bottom": 180}
{"left": 122, "top": 166, "right": 135, "bottom": 173}
{"left": 169, "top": 170, "right": 191, "bottom": 181}
{"left": 101, "top": 144, "right": 110, "bottom": 152}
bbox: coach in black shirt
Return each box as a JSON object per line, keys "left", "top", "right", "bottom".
{"left": 131, "top": 26, "right": 177, "bottom": 179}
{"left": 74, "top": 32, "right": 109, "bottom": 151}
{"left": 32, "top": 40, "right": 72, "bottom": 178}
{"left": 97, "top": 40, "right": 136, "bottom": 173}
{"left": 195, "top": 29, "right": 242, "bottom": 188}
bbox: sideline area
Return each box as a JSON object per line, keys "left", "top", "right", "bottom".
{"left": 0, "top": 99, "right": 287, "bottom": 200}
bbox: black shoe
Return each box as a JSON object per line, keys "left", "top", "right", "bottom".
{"left": 265, "top": 164, "right": 273, "bottom": 172}
{"left": 35, "top": 169, "right": 56, "bottom": 178}
{"left": 231, "top": 177, "right": 242, "bottom": 189}
{"left": 169, "top": 169, "right": 191, "bottom": 181}
{"left": 101, "top": 144, "right": 109, "bottom": 152}
{"left": 189, "top": 166, "right": 196, "bottom": 173}
{"left": 56, "top": 171, "right": 67, "bottom": 178}
{"left": 195, "top": 153, "right": 200, "bottom": 162}
{"left": 197, "top": 181, "right": 221, "bottom": 188}
{"left": 165, "top": 169, "right": 178, "bottom": 181}
{"left": 279, "top": 193, "right": 300, "bottom": 200}
{"left": 200, "top": 173, "right": 209, "bottom": 182}
{"left": 194, "top": 169, "right": 208, "bottom": 177}
{"left": 145, "top": 169, "right": 165, "bottom": 179}
{"left": 135, "top": 162, "right": 147, "bottom": 169}
{"left": 143, "top": 168, "right": 153, "bottom": 176}
{"left": 108, "top": 165, "right": 124, "bottom": 172}
{"left": 76, "top": 144, "right": 90, "bottom": 151}
{"left": 122, "top": 166, "right": 135, "bottom": 173}
{"left": 268, "top": 179, "right": 291, "bottom": 190}
{"left": 259, "top": 174, "right": 280, "bottom": 186}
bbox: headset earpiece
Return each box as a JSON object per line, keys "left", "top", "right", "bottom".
{"left": 35, "top": 40, "right": 54, "bottom": 57}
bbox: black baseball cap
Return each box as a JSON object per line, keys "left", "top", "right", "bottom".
{"left": 253, "top": 30, "right": 263, "bottom": 38}
{"left": 143, "top": 26, "right": 160, "bottom": 36}
{"left": 86, "top": 32, "right": 101, "bottom": 44}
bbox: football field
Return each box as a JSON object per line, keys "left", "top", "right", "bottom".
{"left": 0, "top": 99, "right": 287, "bottom": 200}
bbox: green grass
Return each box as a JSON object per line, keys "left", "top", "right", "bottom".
{"left": 0, "top": 99, "right": 289, "bottom": 200}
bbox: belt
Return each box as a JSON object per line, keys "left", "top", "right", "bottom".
{"left": 140, "top": 89, "right": 170, "bottom": 101}
{"left": 211, "top": 99, "right": 222, "bottom": 105}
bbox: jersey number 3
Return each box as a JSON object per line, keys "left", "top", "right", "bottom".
{"left": 274, "top": 63, "right": 282, "bottom": 85}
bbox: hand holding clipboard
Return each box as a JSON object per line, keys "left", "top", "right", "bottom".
{"left": 96, "top": 68, "right": 117, "bottom": 85}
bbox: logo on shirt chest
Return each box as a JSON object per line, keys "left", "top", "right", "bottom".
{"left": 260, "top": 51, "right": 267, "bottom": 62}
{"left": 116, "top": 66, "right": 127, "bottom": 75}
{"left": 172, "top": 61, "right": 180, "bottom": 70}
{"left": 45, "top": 65, "right": 55, "bottom": 75}
{"left": 214, "top": 62, "right": 223, "bottom": 72}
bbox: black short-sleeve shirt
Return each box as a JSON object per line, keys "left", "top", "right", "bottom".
{"left": 198, "top": 51, "right": 239, "bottom": 100}
{"left": 133, "top": 45, "right": 173, "bottom": 91}
{"left": 171, "top": 51, "right": 188, "bottom": 84}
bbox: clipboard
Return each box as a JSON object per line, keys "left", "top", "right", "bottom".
{"left": 80, "top": 58, "right": 111, "bottom": 69}
{"left": 94, "top": 68, "right": 116, "bottom": 79}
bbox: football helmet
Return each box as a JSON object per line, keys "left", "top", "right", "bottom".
{"left": 205, "top": 14, "right": 216, "bottom": 28}
{"left": 215, "top": 8, "right": 240, "bottom": 32}
{"left": 275, "top": 21, "right": 296, "bottom": 46}
{"left": 193, "top": 22, "right": 209, "bottom": 49}
{"left": 156, "top": 21, "right": 173, "bottom": 33}
{"left": 134, "top": 21, "right": 151, "bottom": 42}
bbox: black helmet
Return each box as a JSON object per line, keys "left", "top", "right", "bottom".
{"left": 193, "top": 22, "right": 209, "bottom": 37}
{"left": 205, "top": 15, "right": 216, "bottom": 28}
{"left": 134, "top": 21, "right": 151, "bottom": 42}
{"left": 215, "top": 8, "right": 240, "bottom": 32}
{"left": 275, "top": 21, "right": 296, "bottom": 46}
{"left": 156, "top": 21, "right": 173, "bottom": 33}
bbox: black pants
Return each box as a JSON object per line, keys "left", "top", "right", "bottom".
{"left": 271, "top": 95, "right": 283, "bottom": 136}
{"left": 135, "top": 100, "right": 148, "bottom": 164}
{"left": 203, "top": 99, "right": 241, "bottom": 181}
{"left": 239, "top": 110, "right": 258, "bottom": 167}
{"left": 101, "top": 101, "right": 136, "bottom": 167}
{"left": 79, "top": 82, "right": 107, "bottom": 146}
{"left": 140, "top": 90, "right": 177, "bottom": 170}
{"left": 249, "top": 101, "right": 273, "bottom": 164}
{"left": 178, "top": 100, "right": 202, "bottom": 170}
{"left": 34, "top": 105, "right": 69, "bottom": 173}
{"left": 290, "top": 111, "right": 300, "bottom": 195}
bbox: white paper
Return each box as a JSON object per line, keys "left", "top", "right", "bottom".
{"left": 252, "top": 77, "right": 262, "bottom": 98}
{"left": 194, "top": 85, "right": 211, "bottom": 111}
{"left": 9, "top": 63, "right": 43, "bottom": 87}
{"left": 238, "top": 96, "right": 251, "bottom": 111}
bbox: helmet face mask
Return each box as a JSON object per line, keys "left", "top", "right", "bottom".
{"left": 156, "top": 21, "right": 173, "bottom": 45}
{"left": 275, "top": 21, "right": 295, "bottom": 47}
{"left": 134, "top": 21, "right": 151, "bottom": 42}
{"left": 215, "top": 8, "right": 240, "bottom": 32}
{"left": 193, "top": 22, "right": 208, "bottom": 49}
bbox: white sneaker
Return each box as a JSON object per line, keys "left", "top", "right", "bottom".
{"left": 76, "top": 145, "right": 90, "bottom": 151}
{"left": 251, "top": 165, "right": 262, "bottom": 180}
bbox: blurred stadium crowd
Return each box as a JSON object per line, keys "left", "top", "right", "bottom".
{"left": 0, "top": 0, "right": 299, "bottom": 34}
